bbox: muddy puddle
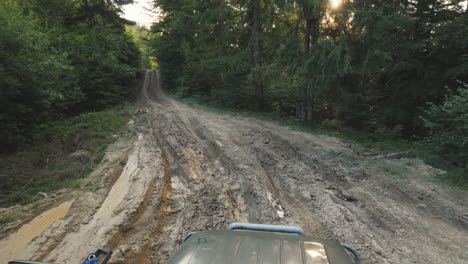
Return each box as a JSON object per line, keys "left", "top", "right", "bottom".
{"left": 40, "top": 139, "right": 151, "bottom": 264}
{"left": 0, "top": 200, "right": 73, "bottom": 263}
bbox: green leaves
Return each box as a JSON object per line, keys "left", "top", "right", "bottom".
{"left": 419, "top": 84, "right": 468, "bottom": 184}
{"left": 152, "top": 0, "right": 467, "bottom": 138}
{"left": 0, "top": 0, "right": 142, "bottom": 151}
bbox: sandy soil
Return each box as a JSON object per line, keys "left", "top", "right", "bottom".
{"left": 1, "top": 70, "right": 467, "bottom": 264}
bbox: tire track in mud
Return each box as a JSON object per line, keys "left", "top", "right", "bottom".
{"left": 180, "top": 108, "right": 356, "bottom": 238}
{"left": 186, "top": 116, "right": 327, "bottom": 232}
{"left": 239, "top": 131, "right": 400, "bottom": 262}
{"left": 104, "top": 177, "right": 156, "bottom": 254}
{"left": 107, "top": 70, "right": 206, "bottom": 263}
{"left": 142, "top": 119, "right": 215, "bottom": 262}
{"left": 247, "top": 129, "right": 467, "bottom": 263}
{"left": 98, "top": 96, "right": 176, "bottom": 263}
{"left": 205, "top": 121, "right": 350, "bottom": 240}
{"left": 131, "top": 71, "right": 258, "bottom": 263}
{"left": 133, "top": 115, "right": 175, "bottom": 264}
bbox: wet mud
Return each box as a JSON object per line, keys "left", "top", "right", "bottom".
{"left": 1, "top": 70, "right": 467, "bottom": 264}
{"left": 0, "top": 201, "right": 72, "bottom": 263}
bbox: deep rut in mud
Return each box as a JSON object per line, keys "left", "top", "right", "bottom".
{"left": 1, "top": 70, "right": 467, "bottom": 264}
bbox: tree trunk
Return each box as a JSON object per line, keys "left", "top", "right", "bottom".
{"left": 301, "top": 13, "right": 321, "bottom": 122}
{"left": 250, "top": 0, "right": 263, "bottom": 111}
{"left": 304, "top": 18, "right": 312, "bottom": 56}
{"left": 307, "top": 17, "right": 320, "bottom": 122}
{"left": 301, "top": 18, "right": 312, "bottom": 122}
{"left": 310, "top": 17, "right": 320, "bottom": 49}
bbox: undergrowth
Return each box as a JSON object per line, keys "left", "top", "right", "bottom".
{"left": 431, "top": 169, "right": 468, "bottom": 191}
{"left": 0, "top": 214, "right": 21, "bottom": 229}
{"left": 0, "top": 107, "right": 131, "bottom": 207}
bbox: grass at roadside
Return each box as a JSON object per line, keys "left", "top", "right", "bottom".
{"left": 0, "top": 214, "right": 22, "bottom": 230}
{"left": 0, "top": 107, "right": 131, "bottom": 207}
{"left": 430, "top": 169, "right": 468, "bottom": 191}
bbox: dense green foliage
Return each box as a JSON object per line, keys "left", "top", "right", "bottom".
{"left": 0, "top": 0, "right": 143, "bottom": 151}
{"left": 419, "top": 84, "right": 468, "bottom": 187}
{"left": 126, "top": 25, "right": 153, "bottom": 69}
{"left": 151, "top": 0, "right": 468, "bottom": 184}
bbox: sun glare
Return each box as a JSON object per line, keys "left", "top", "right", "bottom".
{"left": 330, "top": 0, "right": 342, "bottom": 9}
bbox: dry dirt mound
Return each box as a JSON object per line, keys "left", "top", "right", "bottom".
{"left": 1, "top": 70, "right": 467, "bottom": 264}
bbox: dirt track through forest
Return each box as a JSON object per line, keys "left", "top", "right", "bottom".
{"left": 1, "top": 70, "right": 468, "bottom": 264}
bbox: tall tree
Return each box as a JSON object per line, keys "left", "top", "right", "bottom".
{"left": 0, "top": 0, "right": 142, "bottom": 151}
{"left": 300, "top": 0, "right": 325, "bottom": 122}
{"left": 249, "top": 0, "right": 265, "bottom": 111}
{"left": 151, "top": 0, "right": 467, "bottom": 131}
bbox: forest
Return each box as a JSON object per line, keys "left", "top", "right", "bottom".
{"left": 0, "top": 0, "right": 144, "bottom": 151}
{"left": 151, "top": 0, "right": 468, "bottom": 186}
{"left": 0, "top": 0, "right": 467, "bottom": 199}
{"left": 0, "top": 0, "right": 147, "bottom": 205}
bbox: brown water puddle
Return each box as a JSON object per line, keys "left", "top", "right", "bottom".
{"left": 0, "top": 200, "right": 73, "bottom": 263}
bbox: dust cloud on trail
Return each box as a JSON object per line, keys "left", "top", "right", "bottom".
{"left": 1, "top": 70, "right": 467, "bottom": 264}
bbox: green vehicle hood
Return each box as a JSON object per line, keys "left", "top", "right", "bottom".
{"left": 167, "top": 230, "right": 354, "bottom": 264}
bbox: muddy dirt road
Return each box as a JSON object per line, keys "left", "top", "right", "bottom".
{"left": 1, "top": 70, "right": 467, "bottom": 264}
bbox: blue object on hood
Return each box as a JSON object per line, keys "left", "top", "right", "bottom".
{"left": 84, "top": 257, "right": 99, "bottom": 264}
